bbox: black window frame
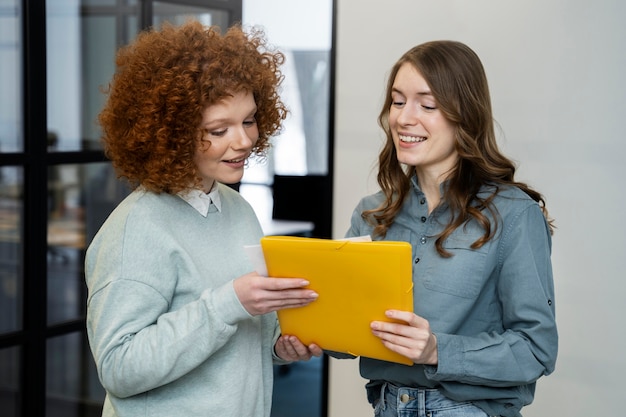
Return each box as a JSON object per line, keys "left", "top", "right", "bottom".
{"left": 0, "top": 0, "right": 334, "bottom": 415}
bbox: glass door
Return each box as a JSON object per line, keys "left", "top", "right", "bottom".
{"left": 0, "top": 1, "right": 333, "bottom": 415}
{"left": 0, "top": 1, "right": 239, "bottom": 416}
{"left": 151, "top": 1, "right": 232, "bottom": 28}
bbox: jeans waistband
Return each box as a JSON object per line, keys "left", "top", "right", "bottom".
{"left": 376, "top": 382, "right": 485, "bottom": 415}
{"left": 383, "top": 382, "right": 454, "bottom": 408}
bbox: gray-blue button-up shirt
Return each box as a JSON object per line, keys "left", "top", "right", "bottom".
{"left": 346, "top": 176, "right": 558, "bottom": 417}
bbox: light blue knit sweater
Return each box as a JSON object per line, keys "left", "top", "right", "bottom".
{"left": 85, "top": 184, "right": 283, "bottom": 417}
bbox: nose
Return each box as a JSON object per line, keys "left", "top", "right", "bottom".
{"left": 396, "top": 103, "right": 419, "bottom": 126}
{"left": 233, "top": 126, "right": 256, "bottom": 150}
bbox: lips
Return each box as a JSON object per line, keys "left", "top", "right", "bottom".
{"left": 223, "top": 153, "right": 248, "bottom": 164}
{"left": 398, "top": 134, "right": 426, "bottom": 143}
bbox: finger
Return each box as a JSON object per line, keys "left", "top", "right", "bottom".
{"left": 264, "top": 277, "right": 311, "bottom": 290}
{"left": 385, "top": 310, "right": 429, "bottom": 328}
{"left": 308, "top": 344, "right": 324, "bottom": 357}
{"left": 371, "top": 320, "right": 407, "bottom": 335}
{"left": 277, "top": 299, "right": 316, "bottom": 309}
{"left": 372, "top": 327, "right": 413, "bottom": 347}
{"left": 262, "top": 289, "right": 319, "bottom": 304}
{"left": 256, "top": 297, "right": 317, "bottom": 315}
{"left": 274, "top": 339, "right": 293, "bottom": 360}
{"left": 272, "top": 289, "right": 319, "bottom": 300}
{"left": 285, "top": 336, "right": 319, "bottom": 360}
{"left": 378, "top": 338, "right": 415, "bottom": 363}
{"left": 287, "top": 336, "right": 312, "bottom": 356}
{"left": 370, "top": 323, "right": 424, "bottom": 351}
{"left": 372, "top": 323, "right": 432, "bottom": 360}
{"left": 279, "top": 336, "right": 302, "bottom": 359}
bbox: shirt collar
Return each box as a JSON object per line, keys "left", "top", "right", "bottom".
{"left": 411, "top": 173, "right": 449, "bottom": 196}
{"left": 177, "top": 183, "right": 222, "bottom": 217}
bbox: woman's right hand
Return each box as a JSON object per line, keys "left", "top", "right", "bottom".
{"left": 233, "top": 272, "right": 318, "bottom": 316}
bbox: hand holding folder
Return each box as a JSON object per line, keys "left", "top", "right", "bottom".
{"left": 259, "top": 236, "right": 414, "bottom": 365}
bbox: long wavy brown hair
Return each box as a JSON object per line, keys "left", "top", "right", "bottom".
{"left": 98, "top": 20, "right": 287, "bottom": 194}
{"left": 365, "top": 40, "right": 554, "bottom": 257}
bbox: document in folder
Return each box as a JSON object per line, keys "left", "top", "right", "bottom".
{"left": 260, "top": 235, "right": 414, "bottom": 365}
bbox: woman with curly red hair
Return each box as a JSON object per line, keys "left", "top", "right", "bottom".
{"left": 85, "top": 20, "right": 321, "bottom": 417}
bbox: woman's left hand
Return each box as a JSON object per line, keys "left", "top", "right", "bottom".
{"left": 275, "top": 335, "right": 323, "bottom": 362}
{"left": 370, "top": 310, "right": 438, "bottom": 365}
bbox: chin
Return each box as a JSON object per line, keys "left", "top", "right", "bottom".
{"left": 217, "top": 175, "right": 244, "bottom": 185}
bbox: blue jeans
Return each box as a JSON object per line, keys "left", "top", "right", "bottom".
{"left": 368, "top": 382, "right": 494, "bottom": 417}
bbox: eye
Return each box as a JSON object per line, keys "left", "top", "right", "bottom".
{"left": 243, "top": 117, "right": 257, "bottom": 127}
{"left": 209, "top": 129, "right": 227, "bottom": 137}
{"left": 420, "top": 96, "right": 438, "bottom": 111}
{"left": 390, "top": 90, "right": 406, "bottom": 107}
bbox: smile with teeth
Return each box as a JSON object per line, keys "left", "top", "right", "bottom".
{"left": 225, "top": 157, "right": 245, "bottom": 163}
{"left": 399, "top": 134, "right": 426, "bottom": 143}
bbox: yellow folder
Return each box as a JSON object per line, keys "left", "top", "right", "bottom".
{"left": 260, "top": 235, "right": 414, "bottom": 365}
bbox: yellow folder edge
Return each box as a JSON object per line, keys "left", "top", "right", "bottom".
{"left": 261, "top": 235, "right": 414, "bottom": 366}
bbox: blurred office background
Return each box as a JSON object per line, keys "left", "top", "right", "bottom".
{"left": 0, "top": 1, "right": 333, "bottom": 416}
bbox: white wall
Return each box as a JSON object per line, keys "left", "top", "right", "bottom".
{"left": 330, "top": 1, "right": 626, "bottom": 416}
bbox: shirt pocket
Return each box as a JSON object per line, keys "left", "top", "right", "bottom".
{"left": 382, "top": 228, "right": 412, "bottom": 243}
{"left": 422, "top": 231, "right": 489, "bottom": 299}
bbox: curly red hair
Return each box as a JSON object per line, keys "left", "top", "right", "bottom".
{"left": 98, "top": 20, "right": 287, "bottom": 193}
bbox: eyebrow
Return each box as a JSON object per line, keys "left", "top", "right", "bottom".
{"left": 391, "top": 87, "right": 433, "bottom": 97}
{"left": 202, "top": 107, "right": 258, "bottom": 127}
{"left": 204, "top": 118, "right": 229, "bottom": 125}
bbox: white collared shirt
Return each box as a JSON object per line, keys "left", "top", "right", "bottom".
{"left": 177, "top": 184, "right": 222, "bottom": 217}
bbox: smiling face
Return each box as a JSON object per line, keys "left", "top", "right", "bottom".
{"left": 389, "top": 63, "right": 458, "bottom": 183}
{"left": 193, "top": 90, "right": 259, "bottom": 192}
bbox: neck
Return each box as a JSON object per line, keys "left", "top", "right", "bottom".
{"left": 415, "top": 169, "right": 446, "bottom": 214}
{"left": 203, "top": 181, "right": 216, "bottom": 194}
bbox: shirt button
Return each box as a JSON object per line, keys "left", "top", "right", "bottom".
{"left": 420, "top": 216, "right": 427, "bottom": 223}
{"left": 414, "top": 257, "right": 420, "bottom": 264}
{"left": 420, "top": 198, "right": 426, "bottom": 205}
{"left": 400, "top": 393, "right": 410, "bottom": 403}
{"left": 420, "top": 237, "right": 427, "bottom": 244}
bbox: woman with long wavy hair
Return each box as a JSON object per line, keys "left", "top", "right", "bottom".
{"left": 342, "top": 40, "right": 557, "bottom": 417}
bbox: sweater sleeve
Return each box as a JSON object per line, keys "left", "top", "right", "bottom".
{"left": 425, "top": 204, "right": 558, "bottom": 386}
{"left": 85, "top": 193, "right": 255, "bottom": 398}
{"left": 87, "top": 277, "right": 250, "bottom": 398}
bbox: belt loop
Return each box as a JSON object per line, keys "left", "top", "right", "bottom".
{"left": 379, "top": 382, "right": 388, "bottom": 411}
